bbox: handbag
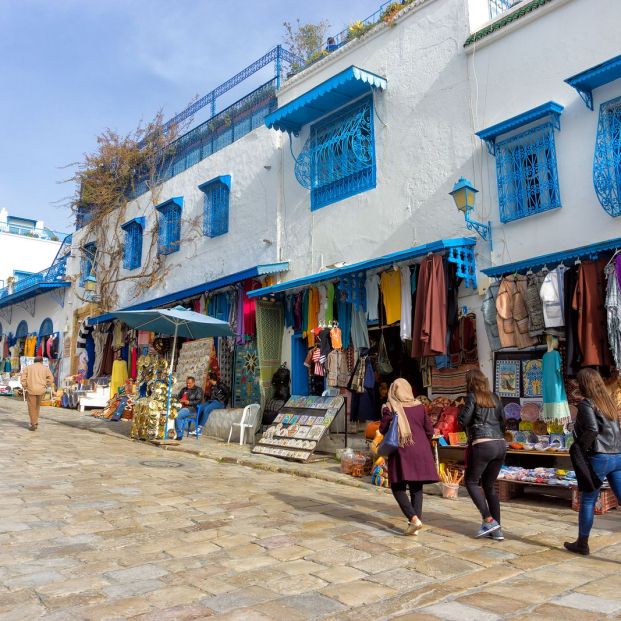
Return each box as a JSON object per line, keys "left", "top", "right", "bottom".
{"left": 377, "top": 412, "right": 399, "bottom": 457}
{"left": 376, "top": 334, "right": 393, "bottom": 375}
{"left": 569, "top": 442, "right": 602, "bottom": 493}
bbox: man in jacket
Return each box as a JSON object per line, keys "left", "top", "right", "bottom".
{"left": 21, "top": 357, "right": 54, "bottom": 431}
{"left": 174, "top": 376, "right": 204, "bottom": 440}
{"left": 191, "top": 372, "right": 230, "bottom": 436}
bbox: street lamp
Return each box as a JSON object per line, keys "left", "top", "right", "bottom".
{"left": 449, "top": 177, "right": 492, "bottom": 250}
{"left": 84, "top": 273, "right": 100, "bottom": 302}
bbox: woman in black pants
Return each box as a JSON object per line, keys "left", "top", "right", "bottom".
{"left": 459, "top": 369, "right": 507, "bottom": 540}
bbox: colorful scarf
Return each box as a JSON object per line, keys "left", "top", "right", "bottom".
{"left": 387, "top": 378, "right": 417, "bottom": 447}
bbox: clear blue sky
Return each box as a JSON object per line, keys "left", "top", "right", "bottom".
{"left": 0, "top": 0, "right": 380, "bottom": 232}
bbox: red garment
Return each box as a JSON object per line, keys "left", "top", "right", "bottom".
{"left": 130, "top": 346, "right": 138, "bottom": 379}
{"left": 572, "top": 259, "right": 612, "bottom": 367}
{"left": 242, "top": 281, "right": 260, "bottom": 337}
{"left": 411, "top": 254, "right": 447, "bottom": 357}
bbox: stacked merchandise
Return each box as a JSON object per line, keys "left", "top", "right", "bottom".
{"left": 130, "top": 355, "right": 180, "bottom": 441}
{"left": 171, "top": 338, "right": 213, "bottom": 393}
{"left": 498, "top": 466, "right": 576, "bottom": 487}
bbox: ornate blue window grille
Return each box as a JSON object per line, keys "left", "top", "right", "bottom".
{"left": 308, "top": 96, "right": 376, "bottom": 211}
{"left": 80, "top": 242, "right": 96, "bottom": 287}
{"left": 593, "top": 96, "right": 621, "bottom": 217}
{"left": 156, "top": 199, "right": 182, "bottom": 255}
{"left": 494, "top": 122, "right": 561, "bottom": 223}
{"left": 121, "top": 220, "right": 144, "bottom": 270}
{"left": 39, "top": 318, "right": 53, "bottom": 336}
{"left": 16, "top": 320, "right": 28, "bottom": 338}
{"left": 200, "top": 176, "right": 231, "bottom": 238}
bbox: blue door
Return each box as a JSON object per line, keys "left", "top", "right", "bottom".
{"left": 291, "top": 333, "right": 309, "bottom": 396}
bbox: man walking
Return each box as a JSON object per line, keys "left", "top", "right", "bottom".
{"left": 21, "top": 357, "right": 54, "bottom": 431}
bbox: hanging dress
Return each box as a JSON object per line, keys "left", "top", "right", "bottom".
{"left": 541, "top": 349, "right": 570, "bottom": 422}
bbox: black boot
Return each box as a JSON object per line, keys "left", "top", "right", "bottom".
{"left": 564, "top": 535, "right": 590, "bottom": 556}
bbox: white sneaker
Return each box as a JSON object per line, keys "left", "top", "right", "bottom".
{"left": 404, "top": 517, "right": 423, "bottom": 536}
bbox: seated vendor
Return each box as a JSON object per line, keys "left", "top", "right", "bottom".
{"left": 174, "top": 376, "right": 204, "bottom": 440}
{"left": 192, "top": 372, "right": 231, "bottom": 435}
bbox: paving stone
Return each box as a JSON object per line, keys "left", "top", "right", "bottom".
{"left": 366, "top": 567, "right": 433, "bottom": 591}
{"left": 456, "top": 591, "right": 530, "bottom": 615}
{"left": 104, "top": 563, "right": 168, "bottom": 582}
{"left": 312, "top": 565, "right": 368, "bottom": 584}
{"left": 263, "top": 573, "right": 328, "bottom": 596}
{"left": 102, "top": 579, "right": 166, "bottom": 599}
{"left": 199, "top": 586, "right": 278, "bottom": 612}
{"left": 321, "top": 580, "right": 397, "bottom": 606}
{"left": 552, "top": 592, "right": 621, "bottom": 614}
{"left": 283, "top": 592, "right": 347, "bottom": 617}
{"left": 422, "top": 601, "right": 501, "bottom": 621}
{"left": 524, "top": 604, "right": 602, "bottom": 620}
{"left": 350, "top": 552, "right": 408, "bottom": 574}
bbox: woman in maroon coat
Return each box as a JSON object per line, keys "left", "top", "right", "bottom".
{"left": 379, "top": 379, "right": 439, "bottom": 535}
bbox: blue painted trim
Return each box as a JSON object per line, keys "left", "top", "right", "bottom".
{"left": 248, "top": 238, "right": 476, "bottom": 298}
{"left": 0, "top": 282, "right": 70, "bottom": 309}
{"left": 155, "top": 197, "right": 183, "bottom": 213}
{"left": 565, "top": 54, "right": 621, "bottom": 111}
{"left": 476, "top": 101, "right": 564, "bottom": 155}
{"left": 199, "top": 175, "right": 232, "bottom": 192}
{"left": 482, "top": 237, "right": 621, "bottom": 278}
{"left": 121, "top": 216, "right": 146, "bottom": 231}
{"left": 265, "top": 66, "right": 387, "bottom": 134}
{"left": 88, "top": 262, "right": 290, "bottom": 324}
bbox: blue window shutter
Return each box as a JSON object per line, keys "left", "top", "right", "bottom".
{"left": 156, "top": 199, "right": 183, "bottom": 255}
{"left": 200, "top": 176, "right": 231, "bottom": 238}
{"left": 16, "top": 320, "right": 28, "bottom": 338}
{"left": 494, "top": 122, "right": 561, "bottom": 223}
{"left": 309, "top": 96, "right": 376, "bottom": 211}
{"left": 122, "top": 221, "right": 143, "bottom": 270}
{"left": 594, "top": 96, "right": 621, "bottom": 217}
{"left": 39, "top": 318, "right": 53, "bottom": 336}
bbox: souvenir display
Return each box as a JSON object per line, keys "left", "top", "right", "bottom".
{"left": 172, "top": 338, "right": 214, "bottom": 393}
{"left": 253, "top": 395, "right": 345, "bottom": 462}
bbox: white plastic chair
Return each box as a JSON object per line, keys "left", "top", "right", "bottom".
{"left": 227, "top": 403, "right": 261, "bottom": 445}
{"left": 322, "top": 388, "right": 339, "bottom": 397}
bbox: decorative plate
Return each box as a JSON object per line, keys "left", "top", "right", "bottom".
{"left": 520, "top": 403, "right": 541, "bottom": 422}
{"left": 504, "top": 402, "right": 521, "bottom": 420}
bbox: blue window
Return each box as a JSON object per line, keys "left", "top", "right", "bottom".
{"left": 39, "top": 318, "right": 53, "bottom": 336}
{"left": 495, "top": 123, "right": 561, "bottom": 222}
{"left": 199, "top": 176, "right": 231, "bottom": 238}
{"left": 310, "top": 96, "right": 376, "bottom": 211}
{"left": 594, "top": 96, "right": 621, "bottom": 217}
{"left": 16, "top": 320, "right": 28, "bottom": 338}
{"left": 156, "top": 197, "right": 183, "bottom": 255}
{"left": 80, "top": 242, "right": 96, "bottom": 287}
{"left": 121, "top": 217, "right": 145, "bottom": 270}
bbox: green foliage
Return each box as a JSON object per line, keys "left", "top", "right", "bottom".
{"left": 283, "top": 19, "right": 330, "bottom": 70}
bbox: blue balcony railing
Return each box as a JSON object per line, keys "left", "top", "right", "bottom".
{"left": 0, "top": 222, "right": 68, "bottom": 242}
{"left": 0, "top": 256, "right": 68, "bottom": 301}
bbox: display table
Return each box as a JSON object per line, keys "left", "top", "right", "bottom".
{"left": 79, "top": 385, "right": 110, "bottom": 412}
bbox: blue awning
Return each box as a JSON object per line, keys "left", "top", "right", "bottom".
{"left": 265, "top": 66, "right": 387, "bottom": 134}
{"left": 88, "top": 262, "right": 289, "bottom": 325}
{"left": 565, "top": 54, "right": 621, "bottom": 110}
{"left": 482, "top": 237, "right": 621, "bottom": 278}
{"left": 476, "top": 101, "right": 564, "bottom": 155}
{"left": 0, "top": 282, "right": 70, "bottom": 309}
{"left": 248, "top": 238, "right": 477, "bottom": 298}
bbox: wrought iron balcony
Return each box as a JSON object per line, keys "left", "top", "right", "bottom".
{"left": 0, "top": 256, "right": 68, "bottom": 303}
{"left": 0, "top": 222, "right": 68, "bottom": 242}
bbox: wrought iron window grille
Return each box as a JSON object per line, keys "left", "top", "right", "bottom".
{"left": 156, "top": 202, "right": 182, "bottom": 256}
{"left": 122, "top": 221, "right": 144, "bottom": 270}
{"left": 593, "top": 96, "right": 621, "bottom": 217}
{"left": 299, "top": 96, "right": 376, "bottom": 211}
{"left": 79, "top": 243, "right": 97, "bottom": 287}
{"left": 200, "top": 178, "right": 231, "bottom": 238}
{"left": 494, "top": 121, "right": 561, "bottom": 223}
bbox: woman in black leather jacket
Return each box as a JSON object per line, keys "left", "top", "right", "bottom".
{"left": 565, "top": 368, "right": 621, "bottom": 556}
{"left": 459, "top": 369, "right": 507, "bottom": 540}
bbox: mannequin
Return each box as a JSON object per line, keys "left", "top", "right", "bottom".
{"left": 541, "top": 336, "right": 570, "bottom": 422}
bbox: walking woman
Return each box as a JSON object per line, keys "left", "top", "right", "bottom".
{"left": 459, "top": 369, "right": 507, "bottom": 540}
{"left": 565, "top": 368, "right": 621, "bottom": 555}
{"left": 379, "top": 379, "right": 438, "bottom": 535}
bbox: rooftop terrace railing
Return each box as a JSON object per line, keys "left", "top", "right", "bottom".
{"left": 0, "top": 256, "right": 68, "bottom": 301}
{"left": 0, "top": 222, "right": 68, "bottom": 242}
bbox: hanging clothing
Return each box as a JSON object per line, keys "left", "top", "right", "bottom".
{"left": 326, "top": 350, "right": 350, "bottom": 388}
{"left": 481, "top": 281, "right": 502, "bottom": 352}
{"left": 524, "top": 272, "right": 546, "bottom": 336}
{"left": 572, "top": 259, "right": 612, "bottom": 367}
{"left": 24, "top": 335, "right": 36, "bottom": 358}
{"left": 330, "top": 326, "right": 342, "bottom": 350}
{"left": 365, "top": 273, "right": 380, "bottom": 322}
{"left": 112, "top": 322, "right": 124, "bottom": 350}
{"left": 495, "top": 276, "right": 537, "bottom": 350}
{"left": 325, "top": 283, "right": 335, "bottom": 325}
{"left": 399, "top": 266, "right": 412, "bottom": 342}
{"left": 293, "top": 292, "right": 303, "bottom": 332}
{"left": 564, "top": 266, "right": 581, "bottom": 376}
{"left": 110, "top": 359, "right": 129, "bottom": 399}
{"left": 92, "top": 327, "right": 108, "bottom": 378}
{"left": 542, "top": 349, "right": 570, "bottom": 422}
{"left": 380, "top": 270, "right": 401, "bottom": 325}
{"left": 540, "top": 267, "right": 566, "bottom": 329}
{"left": 411, "top": 254, "right": 447, "bottom": 358}
{"left": 337, "top": 295, "right": 352, "bottom": 350}
{"left": 307, "top": 287, "right": 320, "bottom": 345}
{"left": 242, "top": 281, "right": 260, "bottom": 338}
{"left": 351, "top": 307, "right": 370, "bottom": 350}
{"left": 606, "top": 264, "right": 621, "bottom": 369}
{"left": 312, "top": 347, "right": 324, "bottom": 377}
{"left": 317, "top": 285, "right": 328, "bottom": 325}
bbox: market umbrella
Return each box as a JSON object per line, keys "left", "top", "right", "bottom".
{"left": 105, "top": 305, "right": 234, "bottom": 438}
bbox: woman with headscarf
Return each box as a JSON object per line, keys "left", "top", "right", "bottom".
{"left": 379, "top": 379, "right": 438, "bottom": 535}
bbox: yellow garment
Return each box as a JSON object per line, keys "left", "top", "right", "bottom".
{"left": 380, "top": 270, "right": 402, "bottom": 325}
{"left": 110, "top": 359, "right": 129, "bottom": 398}
{"left": 24, "top": 335, "right": 37, "bottom": 358}
{"left": 307, "top": 287, "right": 320, "bottom": 345}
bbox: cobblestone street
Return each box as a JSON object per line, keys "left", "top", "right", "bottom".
{"left": 1, "top": 400, "right": 621, "bottom": 620}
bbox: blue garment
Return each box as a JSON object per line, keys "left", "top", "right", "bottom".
{"left": 198, "top": 399, "right": 224, "bottom": 426}
{"left": 541, "top": 350, "right": 570, "bottom": 421}
{"left": 174, "top": 407, "right": 196, "bottom": 439}
{"left": 338, "top": 298, "right": 352, "bottom": 350}
{"left": 579, "top": 452, "right": 621, "bottom": 536}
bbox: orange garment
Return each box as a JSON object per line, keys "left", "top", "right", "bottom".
{"left": 330, "top": 326, "right": 342, "bottom": 350}
{"left": 307, "top": 287, "right": 320, "bottom": 345}
{"left": 380, "top": 270, "right": 402, "bottom": 325}
{"left": 24, "top": 335, "right": 37, "bottom": 358}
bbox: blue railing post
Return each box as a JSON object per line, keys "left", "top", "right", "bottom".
{"left": 276, "top": 44, "right": 282, "bottom": 90}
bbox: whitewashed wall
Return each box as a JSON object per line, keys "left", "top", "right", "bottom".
{"left": 468, "top": 0, "right": 621, "bottom": 373}
{"left": 71, "top": 124, "right": 283, "bottom": 309}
